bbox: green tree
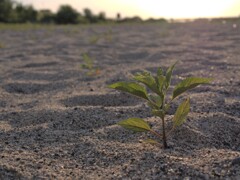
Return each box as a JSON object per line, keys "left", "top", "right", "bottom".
{"left": 55, "top": 5, "right": 79, "bottom": 24}
{"left": 98, "top": 12, "right": 106, "bottom": 22}
{"left": 0, "top": 0, "right": 13, "bottom": 22}
{"left": 38, "top": 9, "right": 55, "bottom": 24}
{"left": 83, "top": 8, "right": 97, "bottom": 23}
{"left": 14, "top": 3, "right": 38, "bottom": 23}
{"left": 120, "top": 16, "right": 142, "bottom": 23}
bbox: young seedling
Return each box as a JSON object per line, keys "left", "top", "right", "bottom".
{"left": 80, "top": 53, "right": 100, "bottom": 76}
{"left": 108, "top": 63, "right": 212, "bottom": 148}
{"left": 0, "top": 42, "right": 5, "bottom": 48}
{"left": 104, "top": 29, "right": 113, "bottom": 43}
{"left": 89, "top": 35, "right": 100, "bottom": 44}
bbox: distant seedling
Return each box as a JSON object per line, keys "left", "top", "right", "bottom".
{"left": 89, "top": 35, "right": 100, "bottom": 44}
{"left": 80, "top": 53, "right": 100, "bottom": 76}
{"left": 0, "top": 42, "right": 5, "bottom": 48}
{"left": 104, "top": 29, "right": 113, "bottom": 42}
{"left": 109, "top": 63, "right": 212, "bottom": 148}
{"left": 89, "top": 29, "right": 113, "bottom": 44}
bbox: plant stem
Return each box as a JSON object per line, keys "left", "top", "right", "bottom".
{"left": 161, "top": 116, "right": 168, "bottom": 149}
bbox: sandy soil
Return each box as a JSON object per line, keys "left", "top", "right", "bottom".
{"left": 0, "top": 21, "right": 240, "bottom": 179}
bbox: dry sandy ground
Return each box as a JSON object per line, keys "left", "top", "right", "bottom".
{"left": 0, "top": 21, "right": 240, "bottom": 179}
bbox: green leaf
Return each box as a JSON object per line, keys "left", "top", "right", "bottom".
{"left": 148, "top": 94, "right": 162, "bottom": 108}
{"left": 173, "top": 98, "right": 190, "bottom": 127}
{"left": 157, "top": 67, "right": 163, "bottom": 76}
{"left": 147, "top": 101, "right": 159, "bottom": 110}
{"left": 163, "top": 104, "right": 171, "bottom": 112}
{"left": 155, "top": 66, "right": 166, "bottom": 94}
{"left": 117, "top": 118, "right": 151, "bottom": 132}
{"left": 165, "top": 62, "right": 177, "bottom": 89}
{"left": 108, "top": 82, "right": 148, "bottom": 100}
{"left": 172, "top": 77, "right": 212, "bottom": 99}
{"left": 133, "top": 71, "right": 159, "bottom": 95}
{"left": 82, "top": 53, "right": 93, "bottom": 69}
{"left": 156, "top": 75, "right": 166, "bottom": 93}
{"left": 152, "top": 109, "right": 165, "bottom": 119}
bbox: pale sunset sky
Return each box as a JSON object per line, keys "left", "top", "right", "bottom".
{"left": 16, "top": 0, "right": 240, "bottom": 19}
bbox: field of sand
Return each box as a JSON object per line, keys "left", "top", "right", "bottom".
{"left": 0, "top": 22, "right": 240, "bottom": 179}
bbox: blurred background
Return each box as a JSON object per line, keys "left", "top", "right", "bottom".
{"left": 0, "top": 0, "right": 240, "bottom": 24}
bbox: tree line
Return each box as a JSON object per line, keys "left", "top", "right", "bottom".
{"left": 0, "top": 0, "right": 111, "bottom": 24}
{"left": 0, "top": 0, "right": 167, "bottom": 24}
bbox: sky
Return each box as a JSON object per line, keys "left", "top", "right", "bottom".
{"left": 16, "top": 0, "right": 240, "bottom": 19}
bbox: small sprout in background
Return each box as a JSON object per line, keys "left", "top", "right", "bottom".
{"left": 29, "top": 35, "right": 37, "bottom": 41}
{"left": 108, "top": 62, "right": 212, "bottom": 149}
{"left": 159, "top": 24, "right": 171, "bottom": 38}
{"left": 63, "top": 28, "right": 71, "bottom": 34}
{"left": 89, "top": 35, "right": 100, "bottom": 44}
{"left": 80, "top": 53, "right": 101, "bottom": 76}
{"left": 81, "top": 53, "right": 93, "bottom": 69}
{"left": 104, "top": 29, "right": 113, "bottom": 42}
{"left": 71, "top": 28, "right": 80, "bottom": 34}
{"left": 63, "top": 27, "right": 79, "bottom": 37}
{"left": 89, "top": 29, "right": 113, "bottom": 44}
{"left": 159, "top": 30, "right": 170, "bottom": 38}
{"left": 0, "top": 43, "right": 5, "bottom": 48}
